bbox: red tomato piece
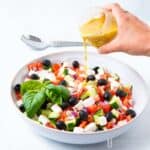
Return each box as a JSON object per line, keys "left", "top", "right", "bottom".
{"left": 106, "top": 122, "right": 114, "bottom": 129}
{"left": 36, "top": 62, "right": 43, "bottom": 71}
{"left": 15, "top": 92, "right": 22, "bottom": 100}
{"left": 87, "top": 104, "right": 101, "bottom": 114}
{"left": 118, "top": 113, "right": 126, "bottom": 121}
{"left": 101, "top": 103, "right": 111, "bottom": 113}
{"left": 52, "top": 63, "right": 61, "bottom": 74}
{"left": 45, "top": 122, "right": 55, "bottom": 129}
{"left": 79, "top": 121, "right": 87, "bottom": 128}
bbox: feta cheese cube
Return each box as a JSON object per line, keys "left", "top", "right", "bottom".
{"left": 97, "top": 67, "right": 105, "bottom": 76}
{"left": 84, "top": 123, "right": 97, "bottom": 132}
{"left": 95, "top": 116, "right": 107, "bottom": 126}
{"left": 38, "top": 115, "right": 49, "bottom": 125}
{"left": 108, "top": 77, "right": 120, "bottom": 90}
{"left": 67, "top": 87, "right": 75, "bottom": 94}
{"left": 73, "top": 127, "right": 84, "bottom": 133}
{"left": 38, "top": 70, "right": 56, "bottom": 81}
{"left": 117, "top": 120, "right": 127, "bottom": 127}
{"left": 74, "top": 100, "right": 84, "bottom": 110}
{"left": 87, "top": 69, "right": 95, "bottom": 75}
{"left": 111, "top": 109, "right": 120, "bottom": 118}
{"left": 51, "top": 104, "right": 62, "bottom": 113}
{"left": 64, "top": 75, "right": 74, "bottom": 87}
{"left": 28, "top": 70, "right": 37, "bottom": 76}
{"left": 62, "top": 62, "right": 70, "bottom": 67}
{"left": 68, "top": 68, "right": 76, "bottom": 75}
{"left": 83, "top": 97, "right": 95, "bottom": 107}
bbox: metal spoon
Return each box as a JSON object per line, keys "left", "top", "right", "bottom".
{"left": 21, "top": 34, "right": 84, "bottom": 50}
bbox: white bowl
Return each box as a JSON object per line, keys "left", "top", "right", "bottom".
{"left": 11, "top": 48, "right": 149, "bottom": 144}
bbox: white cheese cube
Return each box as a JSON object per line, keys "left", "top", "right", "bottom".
{"left": 83, "top": 97, "right": 95, "bottom": 107}
{"left": 117, "top": 120, "right": 127, "bottom": 127}
{"left": 67, "top": 87, "right": 75, "bottom": 94}
{"left": 74, "top": 100, "right": 84, "bottom": 110}
{"left": 58, "top": 67, "right": 65, "bottom": 77}
{"left": 62, "top": 62, "right": 70, "bottom": 67}
{"left": 64, "top": 75, "right": 74, "bottom": 87}
{"left": 68, "top": 68, "right": 76, "bottom": 75}
{"left": 84, "top": 123, "right": 97, "bottom": 132}
{"left": 38, "top": 70, "right": 56, "bottom": 81}
{"left": 38, "top": 115, "right": 49, "bottom": 125}
{"left": 51, "top": 104, "right": 62, "bottom": 113}
{"left": 95, "top": 74, "right": 100, "bottom": 80}
{"left": 97, "top": 67, "right": 105, "bottom": 75}
{"left": 95, "top": 116, "right": 107, "bottom": 126}
{"left": 28, "top": 70, "right": 37, "bottom": 76}
{"left": 111, "top": 109, "right": 120, "bottom": 118}
{"left": 73, "top": 127, "right": 84, "bottom": 133}
{"left": 108, "top": 77, "right": 120, "bottom": 90}
{"left": 87, "top": 69, "right": 95, "bottom": 75}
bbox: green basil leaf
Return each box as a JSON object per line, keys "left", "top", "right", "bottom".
{"left": 57, "top": 85, "right": 70, "bottom": 101}
{"left": 23, "top": 90, "right": 46, "bottom": 118}
{"left": 45, "top": 84, "right": 70, "bottom": 105}
{"left": 21, "top": 80, "right": 43, "bottom": 95}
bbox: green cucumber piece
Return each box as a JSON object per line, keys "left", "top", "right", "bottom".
{"left": 65, "top": 119, "right": 76, "bottom": 131}
{"left": 48, "top": 112, "right": 60, "bottom": 119}
{"left": 111, "top": 109, "right": 119, "bottom": 118}
{"left": 94, "top": 109, "right": 104, "bottom": 116}
{"left": 63, "top": 68, "right": 68, "bottom": 75}
{"left": 109, "top": 96, "right": 121, "bottom": 109}
{"left": 41, "top": 109, "right": 51, "bottom": 117}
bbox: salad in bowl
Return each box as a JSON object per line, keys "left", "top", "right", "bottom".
{"left": 13, "top": 56, "right": 136, "bottom": 133}
{"left": 11, "top": 49, "right": 148, "bottom": 144}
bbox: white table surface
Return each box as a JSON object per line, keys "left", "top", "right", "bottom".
{"left": 0, "top": 0, "right": 150, "bottom": 150}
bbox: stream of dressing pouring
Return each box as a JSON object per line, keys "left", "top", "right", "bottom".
{"left": 80, "top": 8, "right": 117, "bottom": 74}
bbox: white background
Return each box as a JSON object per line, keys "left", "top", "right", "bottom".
{"left": 0, "top": 0, "right": 150, "bottom": 150}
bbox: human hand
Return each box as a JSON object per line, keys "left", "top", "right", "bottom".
{"left": 99, "top": 3, "right": 150, "bottom": 56}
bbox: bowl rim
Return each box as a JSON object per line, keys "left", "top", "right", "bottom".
{"left": 10, "top": 48, "right": 150, "bottom": 135}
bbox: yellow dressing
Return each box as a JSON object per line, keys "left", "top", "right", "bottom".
{"left": 80, "top": 13, "right": 117, "bottom": 73}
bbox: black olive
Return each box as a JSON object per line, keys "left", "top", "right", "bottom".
{"left": 103, "top": 91, "right": 112, "bottom": 101}
{"left": 79, "top": 109, "right": 88, "bottom": 121}
{"left": 61, "top": 101, "right": 70, "bottom": 109}
{"left": 30, "top": 74, "right": 39, "bottom": 80}
{"left": 72, "top": 60, "right": 80, "bottom": 68}
{"left": 68, "top": 96, "right": 78, "bottom": 106}
{"left": 106, "top": 112, "right": 114, "bottom": 122}
{"left": 86, "top": 75, "right": 96, "bottom": 81}
{"left": 14, "top": 84, "right": 21, "bottom": 93}
{"left": 60, "top": 80, "right": 68, "bottom": 86}
{"left": 19, "top": 105, "right": 25, "bottom": 112}
{"left": 56, "top": 121, "right": 66, "bottom": 130}
{"left": 126, "top": 109, "right": 136, "bottom": 118}
{"left": 97, "top": 79, "right": 108, "bottom": 86}
{"left": 93, "top": 66, "right": 99, "bottom": 74}
{"left": 42, "top": 59, "right": 51, "bottom": 69}
{"left": 116, "top": 89, "right": 127, "bottom": 98}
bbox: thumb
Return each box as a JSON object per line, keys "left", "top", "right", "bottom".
{"left": 99, "top": 38, "right": 120, "bottom": 54}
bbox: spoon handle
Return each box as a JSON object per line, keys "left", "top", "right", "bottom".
{"left": 47, "top": 41, "right": 83, "bottom": 47}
